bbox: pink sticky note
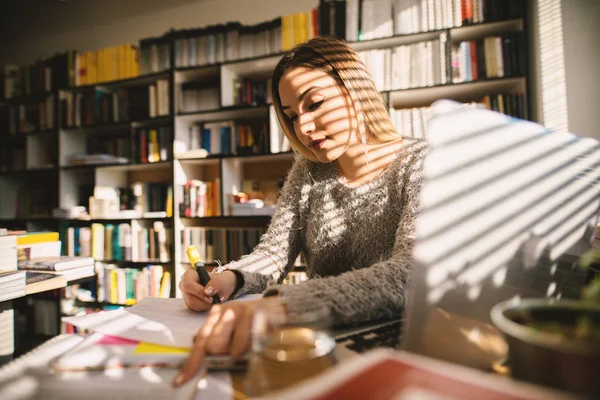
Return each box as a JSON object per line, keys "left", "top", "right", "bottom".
{"left": 95, "top": 334, "right": 139, "bottom": 346}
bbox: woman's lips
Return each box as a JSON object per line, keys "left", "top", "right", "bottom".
{"left": 309, "top": 139, "right": 326, "bottom": 149}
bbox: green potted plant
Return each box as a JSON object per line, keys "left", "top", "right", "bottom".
{"left": 491, "top": 250, "right": 600, "bottom": 399}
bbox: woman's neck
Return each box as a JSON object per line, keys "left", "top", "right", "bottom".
{"left": 334, "top": 138, "right": 404, "bottom": 186}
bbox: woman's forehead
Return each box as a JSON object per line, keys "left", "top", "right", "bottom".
{"left": 280, "top": 67, "right": 337, "bottom": 92}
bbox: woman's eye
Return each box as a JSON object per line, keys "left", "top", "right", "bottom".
{"left": 308, "top": 100, "right": 324, "bottom": 111}
{"left": 288, "top": 114, "right": 298, "bottom": 122}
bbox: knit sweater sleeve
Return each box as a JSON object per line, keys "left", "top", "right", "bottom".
{"left": 213, "top": 157, "right": 307, "bottom": 297}
{"left": 264, "top": 148, "right": 425, "bottom": 326}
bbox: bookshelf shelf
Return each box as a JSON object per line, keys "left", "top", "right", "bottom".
{"left": 181, "top": 215, "right": 271, "bottom": 228}
{"left": 130, "top": 116, "right": 173, "bottom": 127}
{"left": 24, "top": 129, "right": 56, "bottom": 137}
{"left": 97, "top": 259, "right": 171, "bottom": 266}
{"left": 0, "top": 90, "right": 56, "bottom": 106}
{"left": 59, "top": 121, "right": 134, "bottom": 133}
{"left": 0, "top": 215, "right": 55, "bottom": 222}
{"left": 95, "top": 160, "right": 172, "bottom": 172}
{"left": 0, "top": 167, "right": 57, "bottom": 176}
{"left": 177, "top": 151, "right": 293, "bottom": 165}
{"left": 222, "top": 151, "right": 294, "bottom": 163}
{"left": 176, "top": 104, "right": 269, "bottom": 124}
{"left": 59, "top": 163, "right": 130, "bottom": 170}
{"left": 176, "top": 156, "right": 220, "bottom": 166}
{"left": 174, "top": 64, "right": 220, "bottom": 82}
{"left": 389, "top": 77, "right": 526, "bottom": 108}
{"left": 352, "top": 30, "right": 445, "bottom": 51}
{"left": 450, "top": 19, "right": 523, "bottom": 41}
{"left": 61, "top": 216, "right": 171, "bottom": 223}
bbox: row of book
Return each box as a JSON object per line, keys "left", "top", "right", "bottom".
{"left": 188, "top": 120, "right": 271, "bottom": 156}
{"left": 345, "top": 0, "right": 524, "bottom": 41}
{"left": 1, "top": 43, "right": 140, "bottom": 101}
{"left": 178, "top": 179, "right": 222, "bottom": 218}
{"left": 0, "top": 1, "right": 525, "bottom": 101}
{"left": 2, "top": 52, "right": 77, "bottom": 99}
{"left": 95, "top": 263, "right": 170, "bottom": 305}
{"left": 61, "top": 222, "right": 171, "bottom": 263}
{"left": 0, "top": 94, "right": 55, "bottom": 135}
{"left": 0, "top": 147, "right": 25, "bottom": 172}
{"left": 359, "top": 36, "right": 449, "bottom": 92}
{"left": 451, "top": 33, "right": 526, "bottom": 82}
{"left": 18, "top": 256, "right": 96, "bottom": 282}
{"left": 390, "top": 92, "right": 526, "bottom": 138}
{"left": 135, "top": 127, "right": 172, "bottom": 164}
{"left": 13, "top": 231, "right": 96, "bottom": 283}
{"left": 232, "top": 78, "right": 270, "bottom": 107}
{"left": 74, "top": 44, "right": 140, "bottom": 86}
{"left": 181, "top": 227, "right": 267, "bottom": 264}
{"left": 60, "top": 79, "right": 170, "bottom": 128}
{"left": 178, "top": 84, "right": 219, "bottom": 113}
{"left": 172, "top": 19, "right": 284, "bottom": 69}
{"left": 85, "top": 134, "right": 132, "bottom": 163}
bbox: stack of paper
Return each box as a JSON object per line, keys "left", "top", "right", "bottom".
{"left": 60, "top": 296, "right": 258, "bottom": 371}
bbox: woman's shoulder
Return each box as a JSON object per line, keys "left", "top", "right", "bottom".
{"left": 401, "top": 137, "right": 428, "bottom": 160}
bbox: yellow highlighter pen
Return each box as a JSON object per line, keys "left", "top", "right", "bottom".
{"left": 186, "top": 245, "right": 221, "bottom": 304}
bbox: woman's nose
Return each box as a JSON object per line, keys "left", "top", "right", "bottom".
{"left": 298, "top": 113, "right": 316, "bottom": 136}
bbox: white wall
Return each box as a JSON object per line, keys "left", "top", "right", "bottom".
{"left": 561, "top": 0, "right": 600, "bottom": 139}
{"left": 0, "top": 0, "right": 317, "bottom": 65}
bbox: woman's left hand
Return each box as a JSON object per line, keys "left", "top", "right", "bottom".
{"left": 171, "top": 296, "right": 284, "bottom": 387}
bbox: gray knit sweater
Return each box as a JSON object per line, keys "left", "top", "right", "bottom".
{"left": 216, "top": 138, "right": 427, "bottom": 326}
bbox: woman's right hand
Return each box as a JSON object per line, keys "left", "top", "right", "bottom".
{"left": 179, "top": 269, "right": 237, "bottom": 312}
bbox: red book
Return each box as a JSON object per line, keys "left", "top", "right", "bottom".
{"left": 470, "top": 41, "right": 478, "bottom": 81}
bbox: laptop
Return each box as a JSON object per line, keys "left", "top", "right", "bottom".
{"left": 335, "top": 100, "right": 600, "bottom": 370}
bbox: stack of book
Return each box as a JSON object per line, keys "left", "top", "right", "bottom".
{"left": 0, "top": 270, "right": 26, "bottom": 303}
{"left": 18, "top": 256, "right": 95, "bottom": 282}
{"left": 16, "top": 231, "right": 96, "bottom": 283}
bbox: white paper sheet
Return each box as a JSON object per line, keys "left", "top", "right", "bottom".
{"left": 62, "top": 295, "right": 261, "bottom": 349}
{"left": 0, "top": 334, "right": 218, "bottom": 400}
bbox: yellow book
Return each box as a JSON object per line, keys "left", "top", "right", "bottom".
{"left": 282, "top": 14, "right": 293, "bottom": 51}
{"left": 88, "top": 51, "right": 97, "bottom": 85}
{"left": 118, "top": 45, "right": 125, "bottom": 80}
{"left": 110, "top": 269, "right": 118, "bottom": 304}
{"left": 148, "top": 129, "right": 160, "bottom": 163}
{"left": 109, "top": 46, "right": 117, "bottom": 82}
{"left": 16, "top": 232, "right": 60, "bottom": 246}
{"left": 124, "top": 45, "right": 132, "bottom": 78}
{"left": 97, "top": 48, "right": 104, "bottom": 83}
{"left": 159, "top": 271, "right": 171, "bottom": 298}
{"left": 165, "top": 186, "right": 173, "bottom": 218}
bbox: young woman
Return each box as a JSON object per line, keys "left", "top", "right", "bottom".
{"left": 173, "top": 36, "right": 427, "bottom": 386}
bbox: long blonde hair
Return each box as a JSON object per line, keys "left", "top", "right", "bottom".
{"left": 272, "top": 36, "right": 400, "bottom": 161}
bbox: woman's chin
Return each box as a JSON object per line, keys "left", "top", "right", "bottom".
{"left": 313, "top": 149, "right": 342, "bottom": 164}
